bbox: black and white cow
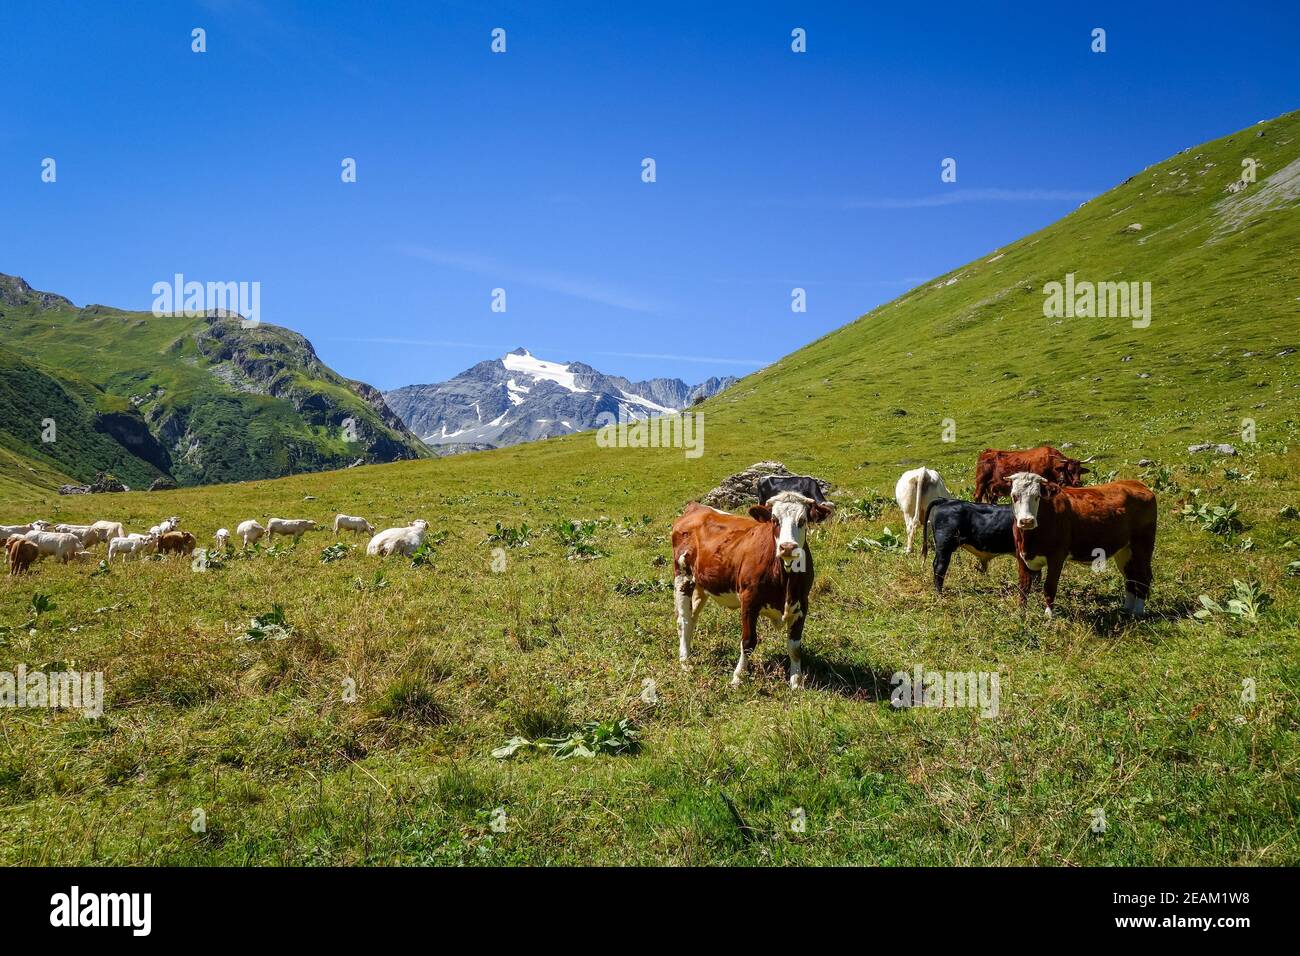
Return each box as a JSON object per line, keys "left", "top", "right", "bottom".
{"left": 922, "top": 499, "right": 1029, "bottom": 593}
{"left": 757, "top": 474, "right": 828, "bottom": 506}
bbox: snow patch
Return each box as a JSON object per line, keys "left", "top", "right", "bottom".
{"left": 502, "top": 350, "right": 586, "bottom": 393}
{"left": 619, "top": 389, "right": 677, "bottom": 415}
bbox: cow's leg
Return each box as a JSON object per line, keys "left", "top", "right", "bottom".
{"left": 1015, "top": 556, "right": 1033, "bottom": 605}
{"left": 731, "top": 597, "right": 760, "bottom": 686}
{"left": 783, "top": 601, "right": 807, "bottom": 688}
{"left": 903, "top": 516, "right": 916, "bottom": 554}
{"left": 1127, "top": 531, "right": 1155, "bottom": 617}
{"left": 933, "top": 542, "right": 953, "bottom": 593}
{"left": 673, "top": 573, "right": 699, "bottom": 664}
{"left": 1110, "top": 548, "right": 1134, "bottom": 614}
{"left": 1042, "top": 558, "right": 1065, "bottom": 619}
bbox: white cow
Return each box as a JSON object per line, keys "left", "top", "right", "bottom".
{"left": 333, "top": 514, "right": 375, "bottom": 536}
{"left": 894, "top": 466, "right": 952, "bottom": 554}
{"left": 236, "top": 519, "right": 265, "bottom": 547}
{"left": 0, "top": 524, "right": 37, "bottom": 545}
{"left": 108, "top": 533, "right": 156, "bottom": 561}
{"left": 2, "top": 520, "right": 51, "bottom": 546}
{"left": 23, "top": 529, "right": 82, "bottom": 563}
{"left": 87, "top": 520, "right": 126, "bottom": 546}
{"left": 266, "top": 518, "right": 317, "bottom": 542}
{"left": 366, "top": 520, "right": 428, "bottom": 557}
{"left": 214, "top": 528, "right": 230, "bottom": 549}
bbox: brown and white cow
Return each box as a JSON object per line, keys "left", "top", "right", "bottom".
{"left": 1008, "top": 472, "right": 1157, "bottom": 618}
{"left": 974, "top": 445, "right": 1092, "bottom": 503}
{"left": 671, "top": 492, "right": 832, "bottom": 687}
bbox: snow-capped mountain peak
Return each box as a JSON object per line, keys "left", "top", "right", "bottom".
{"left": 383, "top": 348, "right": 737, "bottom": 454}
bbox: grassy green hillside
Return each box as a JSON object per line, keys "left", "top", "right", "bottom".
{"left": 0, "top": 345, "right": 168, "bottom": 492}
{"left": 0, "top": 113, "right": 1296, "bottom": 865}
{"left": 0, "top": 277, "right": 430, "bottom": 487}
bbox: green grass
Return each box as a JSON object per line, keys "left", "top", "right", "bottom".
{"left": 0, "top": 113, "right": 1297, "bottom": 865}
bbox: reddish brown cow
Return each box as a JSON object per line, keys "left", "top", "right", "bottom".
{"left": 1008, "top": 472, "right": 1157, "bottom": 618}
{"left": 7, "top": 537, "right": 39, "bottom": 575}
{"left": 974, "top": 445, "right": 1091, "bottom": 503}
{"left": 156, "top": 530, "right": 198, "bottom": 556}
{"left": 671, "top": 492, "right": 832, "bottom": 687}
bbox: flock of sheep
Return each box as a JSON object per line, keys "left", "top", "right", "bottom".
{"left": 2, "top": 513, "right": 433, "bottom": 575}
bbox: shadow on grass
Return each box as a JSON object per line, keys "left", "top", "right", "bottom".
{"left": 696, "top": 644, "right": 899, "bottom": 701}
{"left": 803, "top": 653, "right": 900, "bottom": 702}
{"left": 1070, "top": 594, "right": 1199, "bottom": 635}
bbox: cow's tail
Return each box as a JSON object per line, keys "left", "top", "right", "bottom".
{"left": 913, "top": 469, "right": 930, "bottom": 533}
{"left": 921, "top": 498, "right": 936, "bottom": 558}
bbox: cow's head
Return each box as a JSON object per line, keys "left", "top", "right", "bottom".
{"left": 31, "top": 520, "right": 51, "bottom": 531}
{"left": 411, "top": 519, "right": 428, "bottom": 531}
{"left": 1009, "top": 472, "right": 1058, "bottom": 530}
{"left": 749, "top": 491, "right": 832, "bottom": 569}
{"left": 1051, "top": 457, "right": 1089, "bottom": 487}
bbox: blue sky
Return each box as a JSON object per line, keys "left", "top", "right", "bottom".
{"left": 2, "top": 0, "right": 1296, "bottom": 390}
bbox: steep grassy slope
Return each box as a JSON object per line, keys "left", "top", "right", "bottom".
{"left": 0, "top": 345, "right": 168, "bottom": 492}
{"left": 0, "top": 114, "right": 1296, "bottom": 865}
{"left": 0, "top": 276, "right": 430, "bottom": 486}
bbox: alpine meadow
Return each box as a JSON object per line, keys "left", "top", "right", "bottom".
{"left": 2, "top": 110, "right": 1297, "bottom": 867}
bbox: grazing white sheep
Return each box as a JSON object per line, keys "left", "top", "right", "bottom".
{"left": 236, "top": 519, "right": 265, "bottom": 547}
{"left": 333, "top": 514, "right": 375, "bottom": 536}
{"left": 23, "top": 529, "right": 82, "bottom": 563}
{"left": 266, "top": 518, "right": 317, "bottom": 542}
{"left": 214, "top": 528, "right": 230, "bottom": 549}
{"left": 366, "top": 519, "right": 428, "bottom": 557}
{"left": 895, "top": 466, "right": 952, "bottom": 555}
{"left": 108, "top": 533, "right": 156, "bottom": 561}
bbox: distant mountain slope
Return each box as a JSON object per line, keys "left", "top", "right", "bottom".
{"left": 384, "top": 348, "right": 737, "bottom": 451}
{"left": 0, "top": 274, "right": 429, "bottom": 487}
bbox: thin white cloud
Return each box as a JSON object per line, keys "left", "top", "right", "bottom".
{"left": 585, "top": 350, "right": 768, "bottom": 368}
{"left": 844, "top": 188, "right": 1094, "bottom": 209}
{"left": 329, "top": 336, "right": 487, "bottom": 349}
{"left": 398, "top": 245, "right": 661, "bottom": 314}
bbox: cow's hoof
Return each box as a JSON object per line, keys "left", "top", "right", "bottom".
{"left": 1043, "top": 607, "right": 1054, "bottom": 620}
{"left": 789, "top": 673, "right": 806, "bottom": 689}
